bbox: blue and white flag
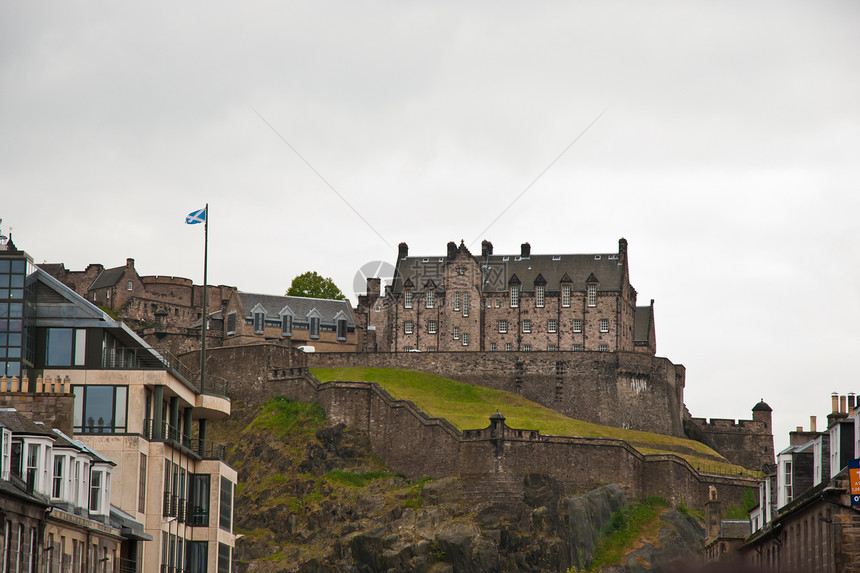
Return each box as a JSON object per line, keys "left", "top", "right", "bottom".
{"left": 186, "top": 207, "right": 206, "bottom": 224}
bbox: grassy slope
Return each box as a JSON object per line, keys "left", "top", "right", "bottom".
{"left": 311, "top": 367, "right": 758, "bottom": 476}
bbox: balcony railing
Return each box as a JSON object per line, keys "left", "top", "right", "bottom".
{"left": 101, "top": 347, "right": 229, "bottom": 398}
{"left": 118, "top": 558, "right": 137, "bottom": 573}
{"left": 143, "top": 419, "right": 227, "bottom": 461}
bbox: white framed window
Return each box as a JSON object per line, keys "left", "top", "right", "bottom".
{"left": 426, "top": 290, "right": 434, "bottom": 308}
{"left": 226, "top": 312, "right": 237, "bottom": 335}
{"left": 535, "top": 285, "right": 545, "bottom": 307}
{"left": 309, "top": 316, "right": 320, "bottom": 338}
{"left": 599, "top": 344, "right": 608, "bottom": 352}
{"left": 600, "top": 319, "right": 609, "bottom": 333}
{"left": 522, "top": 320, "right": 531, "bottom": 333}
{"left": 127, "top": 281, "right": 133, "bottom": 291}
{"left": 548, "top": 345, "right": 556, "bottom": 352}
{"left": 486, "top": 299, "right": 492, "bottom": 308}
{"left": 404, "top": 321, "right": 414, "bottom": 334}
{"left": 498, "top": 320, "right": 507, "bottom": 334}
{"left": 461, "top": 332, "right": 469, "bottom": 346}
{"left": 495, "top": 299, "right": 500, "bottom": 308}
{"left": 404, "top": 290, "right": 413, "bottom": 308}
{"left": 281, "top": 314, "right": 292, "bottom": 337}
{"left": 428, "top": 347, "right": 436, "bottom": 352}
{"left": 428, "top": 320, "right": 437, "bottom": 334}
{"left": 573, "top": 319, "right": 582, "bottom": 333}
{"left": 505, "top": 343, "right": 512, "bottom": 351}
{"left": 510, "top": 286, "right": 519, "bottom": 308}
{"left": 548, "top": 319, "right": 557, "bottom": 333}
{"left": 53, "top": 455, "right": 64, "bottom": 499}
{"left": 524, "top": 344, "right": 531, "bottom": 352}
{"left": 587, "top": 284, "right": 597, "bottom": 307}
{"left": 490, "top": 343, "right": 496, "bottom": 352}
{"left": 453, "top": 327, "right": 460, "bottom": 340}
{"left": 462, "top": 293, "right": 469, "bottom": 317}
{"left": 573, "top": 344, "right": 582, "bottom": 351}
{"left": 562, "top": 285, "right": 571, "bottom": 307}
{"left": 454, "top": 292, "right": 461, "bottom": 311}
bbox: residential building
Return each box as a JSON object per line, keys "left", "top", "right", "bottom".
{"left": 221, "top": 291, "right": 360, "bottom": 352}
{"left": 1, "top": 234, "right": 236, "bottom": 572}
{"left": 360, "top": 238, "right": 657, "bottom": 354}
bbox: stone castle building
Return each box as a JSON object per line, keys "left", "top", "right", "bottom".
{"left": 359, "top": 238, "right": 655, "bottom": 354}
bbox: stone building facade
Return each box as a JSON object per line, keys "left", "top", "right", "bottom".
{"left": 358, "top": 238, "right": 657, "bottom": 354}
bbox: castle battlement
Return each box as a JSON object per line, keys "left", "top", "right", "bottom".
{"left": 691, "top": 417, "right": 767, "bottom": 431}
{"left": 142, "top": 275, "right": 194, "bottom": 287}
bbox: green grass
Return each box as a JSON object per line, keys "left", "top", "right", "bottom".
{"left": 588, "top": 496, "right": 670, "bottom": 570}
{"left": 311, "top": 367, "right": 758, "bottom": 476}
{"left": 253, "top": 396, "right": 326, "bottom": 437}
{"left": 324, "top": 469, "right": 404, "bottom": 488}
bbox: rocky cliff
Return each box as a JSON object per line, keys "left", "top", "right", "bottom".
{"left": 214, "top": 397, "right": 705, "bottom": 572}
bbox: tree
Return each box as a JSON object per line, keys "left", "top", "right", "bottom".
{"left": 286, "top": 271, "right": 346, "bottom": 300}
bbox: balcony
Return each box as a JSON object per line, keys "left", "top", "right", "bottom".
{"left": 101, "top": 346, "right": 229, "bottom": 398}
{"left": 143, "top": 419, "right": 227, "bottom": 461}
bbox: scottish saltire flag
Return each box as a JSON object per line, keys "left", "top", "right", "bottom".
{"left": 186, "top": 207, "right": 206, "bottom": 224}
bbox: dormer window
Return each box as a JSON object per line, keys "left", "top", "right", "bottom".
{"left": 253, "top": 310, "right": 265, "bottom": 334}
{"left": 282, "top": 314, "right": 292, "bottom": 337}
{"left": 337, "top": 319, "right": 347, "bottom": 341}
{"left": 226, "top": 312, "right": 237, "bottom": 335}
{"left": 310, "top": 317, "right": 320, "bottom": 338}
{"left": 404, "top": 290, "right": 413, "bottom": 309}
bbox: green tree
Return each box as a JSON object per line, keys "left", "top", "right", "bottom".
{"left": 286, "top": 271, "right": 346, "bottom": 300}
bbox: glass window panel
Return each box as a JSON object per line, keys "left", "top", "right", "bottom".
{"left": 84, "top": 386, "right": 114, "bottom": 433}
{"left": 9, "top": 303, "right": 21, "bottom": 318}
{"left": 0, "top": 320, "right": 7, "bottom": 331}
{"left": 11, "top": 260, "right": 25, "bottom": 273}
{"left": 6, "top": 362, "right": 19, "bottom": 377}
{"left": 10, "top": 289, "right": 22, "bottom": 299}
{"left": 10, "top": 275, "right": 23, "bottom": 288}
{"left": 74, "top": 330, "right": 86, "bottom": 365}
{"left": 6, "top": 347, "right": 19, "bottom": 358}
{"left": 0, "top": 260, "right": 9, "bottom": 272}
{"left": 0, "top": 289, "right": 7, "bottom": 299}
{"left": 0, "top": 275, "right": 8, "bottom": 287}
{"left": 0, "top": 305, "right": 7, "bottom": 318}
{"left": 73, "top": 386, "right": 85, "bottom": 429}
{"left": 8, "top": 333, "right": 20, "bottom": 346}
{"left": 8, "top": 320, "right": 21, "bottom": 332}
{"left": 46, "top": 328, "right": 73, "bottom": 366}
{"left": 114, "top": 386, "right": 127, "bottom": 429}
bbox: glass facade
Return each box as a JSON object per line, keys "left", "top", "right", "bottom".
{"left": 0, "top": 255, "right": 36, "bottom": 378}
{"left": 73, "top": 385, "right": 128, "bottom": 433}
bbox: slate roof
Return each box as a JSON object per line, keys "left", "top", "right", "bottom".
{"left": 633, "top": 306, "right": 653, "bottom": 343}
{"left": 720, "top": 520, "right": 751, "bottom": 539}
{"left": 0, "top": 408, "right": 55, "bottom": 437}
{"left": 88, "top": 265, "right": 127, "bottom": 291}
{"left": 392, "top": 248, "right": 626, "bottom": 294}
{"left": 237, "top": 292, "right": 356, "bottom": 327}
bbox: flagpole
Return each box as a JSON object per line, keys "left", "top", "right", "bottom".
{"left": 201, "top": 203, "right": 208, "bottom": 393}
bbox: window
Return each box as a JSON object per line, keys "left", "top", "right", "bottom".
{"left": 548, "top": 345, "right": 556, "bottom": 352}
{"left": 599, "top": 344, "right": 608, "bottom": 352}
{"left": 73, "top": 385, "right": 128, "bottom": 434}
{"left": 45, "top": 328, "right": 86, "bottom": 367}
{"left": 522, "top": 320, "right": 531, "bottom": 333}
{"left": 505, "top": 343, "right": 512, "bottom": 351}
{"left": 253, "top": 311, "right": 264, "bottom": 334}
{"left": 220, "top": 477, "right": 233, "bottom": 532}
{"left": 453, "top": 327, "right": 459, "bottom": 340}
{"left": 462, "top": 293, "right": 469, "bottom": 317}
{"left": 587, "top": 284, "right": 597, "bottom": 307}
{"left": 535, "top": 285, "right": 545, "bottom": 307}
{"left": 498, "top": 320, "right": 507, "bottom": 334}
{"left": 89, "top": 469, "right": 103, "bottom": 512}
{"left": 127, "top": 281, "right": 133, "bottom": 291}
{"left": 309, "top": 317, "right": 320, "bottom": 338}
{"left": 138, "top": 454, "right": 147, "bottom": 513}
{"left": 461, "top": 333, "right": 469, "bottom": 346}
{"left": 548, "top": 319, "right": 557, "bottom": 333}
{"left": 426, "top": 290, "right": 434, "bottom": 308}
{"left": 573, "top": 319, "right": 582, "bottom": 333}
{"left": 404, "top": 321, "right": 414, "bottom": 334}
{"left": 427, "top": 320, "right": 437, "bottom": 334}
{"left": 454, "top": 292, "right": 460, "bottom": 311}
{"left": 218, "top": 543, "right": 231, "bottom": 573}
{"left": 562, "top": 285, "right": 571, "bottom": 307}
{"left": 490, "top": 343, "right": 496, "bottom": 352}
{"left": 26, "top": 443, "right": 40, "bottom": 489}
{"left": 52, "top": 455, "right": 64, "bottom": 499}
{"left": 784, "top": 461, "right": 793, "bottom": 502}
{"left": 188, "top": 474, "right": 210, "bottom": 526}
{"left": 281, "top": 314, "right": 292, "bottom": 337}
{"left": 427, "top": 347, "right": 436, "bottom": 352}
{"left": 336, "top": 319, "right": 347, "bottom": 341}
{"left": 404, "top": 290, "right": 413, "bottom": 308}
{"left": 186, "top": 541, "right": 208, "bottom": 573}
{"left": 510, "top": 286, "right": 519, "bottom": 308}
{"left": 226, "top": 312, "right": 236, "bottom": 335}
{"left": 600, "top": 319, "right": 609, "bottom": 333}
{"left": 524, "top": 345, "right": 531, "bottom": 352}
{"left": 457, "top": 266, "right": 465, "bottom": 276}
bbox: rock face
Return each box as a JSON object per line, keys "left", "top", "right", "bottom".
{"left": 217, "top": 398, "right": 705, "bottom": 573}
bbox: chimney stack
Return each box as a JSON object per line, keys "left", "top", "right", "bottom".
{"left": 810, "top": 416, "right": 817, "bottom": 432}
{"left": 832, "top": 393, "right": 839, "bottom": 414}
{"left": 126, "top": 258, "right": 135, "bottom": 269}
{"left": 849, "top": 393, "right": 856, "bottom": 411}
{"left": 841, "top": 395, "right": 847, "bottom": 413}
{"left": 521, "top": 242, "right": 531, "bottom": 258}
{"left": 447, "top": 241, "right": 457, "bottom": 259}
{"left": 366, "top": 277, "right": 381, "bottom": 297}
{"left": 481, "top": 240, "right": 493, "bottom": 257}
{"left": 398, "top": 242, "right": 408, "bottom": 260}
{"left": 619, "top": 237, "right": 628, "bottom": 261}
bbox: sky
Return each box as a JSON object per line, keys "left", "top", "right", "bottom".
{"left": 2, "top": 1, "right": 859, "bottom": 456}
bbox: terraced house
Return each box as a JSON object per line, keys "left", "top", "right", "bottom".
{"left": 365, "top": 238, "right": 656, "bottom": 354}
{"left": 0, "top": 236, "right": 236, "bottom": 573}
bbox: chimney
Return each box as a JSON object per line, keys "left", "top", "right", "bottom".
{"left": 810, "top": 416, "right": 817, "bottom": 432}
{"left": 619, "top": 237, "right": 628, "bottom": 260}
{"left": 447, "top": 241, "right": 457, "bottom": 259}
{"left": 481, "top": 240, "right": 493, "bottom": 257}
{"left": 849, "top": 393, "right": 856, "bottom": 411}
{"left": 521, "top": 242, "right": 531, "bottom": 258}
{"left": 796, "top": 426, "right": 803, "bottom": 432}
{"left": 366, "top": 277, "right": 381, "bottom": 297}
{"left": 832, "top": 393, "right": 839, "bottom": 414}
{"left": 126, "top": 258, "right": 135, "bottom": 269}
{"left": 841, "top": 395, "right": 847, "bottom": 413}
{"left": 398, "top": 242, "right": 408, "bottom": 260}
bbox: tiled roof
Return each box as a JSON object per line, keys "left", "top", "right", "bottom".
{"left": 237, "top": 292, "right": 355, "bottom": 327}
{"left": 89, "top": 265, "right": 127, "bottom": 290}
{"left": 393, "top": 251, "right": 625, "bottom": 294}
{"left": 0, "top": 408, "right": 54, "bottom": 437}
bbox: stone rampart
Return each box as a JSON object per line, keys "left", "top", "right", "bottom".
{"left": 689, "top": 416, "right": 774, "bottom": 471}
{"left": 307, "top": 350, "right": 686, "bottom": 437}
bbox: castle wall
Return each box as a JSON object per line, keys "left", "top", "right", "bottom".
{"left": 307, "top": 350, "right": 686, "bottom": 437}
{"left": 690, "top": 417, "right": 775, "bottom": 471}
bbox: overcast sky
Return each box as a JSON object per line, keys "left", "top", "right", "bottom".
{"left": 3, "top": 1, "right": 859, "bottom": 455}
